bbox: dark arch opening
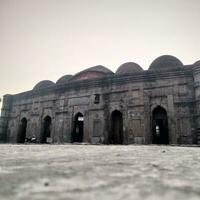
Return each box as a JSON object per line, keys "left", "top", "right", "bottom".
{"left": 109, "top": 110, "right": 123, "bottom": 144}
{"left": 17, "top": 118, "right": 27, "bottom": 143}
{"left": 71, "top": 112, "right": 84, "bottom": 143}
{"left": 41, "top": 116, "right": 52, "bottom": 143}
{"left": 152, "top": 106, "right": 169, "bottom": 144}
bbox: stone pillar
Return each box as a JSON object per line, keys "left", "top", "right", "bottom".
{"left": 0, "top": 94, "right": 13, "bottom": 143}
{"left": 143, "top": 95, "right": 151, "bottom": 144}
{"left": 167, "top": 94, "right": 176, "bottom": 144}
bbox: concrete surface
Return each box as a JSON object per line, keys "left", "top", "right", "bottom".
{"left": 0, "top": 144, "right": 200, "bottom": 200}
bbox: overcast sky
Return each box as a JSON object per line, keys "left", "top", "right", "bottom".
{"left": 0, "top": 0, "right": 200, "bottom": 108}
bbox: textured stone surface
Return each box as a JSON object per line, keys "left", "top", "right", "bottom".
{"left": 0, "top": 144, "right": 200, "bottom": 200}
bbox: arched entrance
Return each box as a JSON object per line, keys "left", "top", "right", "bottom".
{"left": 72, "top": 112, "right": 84, "bottom": 143}
{"left": 17, "top": 118, "right": 27, "bottom": 143}
{"left": 41, "top": 116, "right": 52, "bottom": 143}
{"left": 110, "top": 110, "right": 123, "bottom": 144}
{"left": 152, "top": 106, "right": 169, "bottom": 144}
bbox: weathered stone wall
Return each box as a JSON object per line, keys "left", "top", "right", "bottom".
{"left": 144, "top": 69, "right": 195, "bottom": 144}
{"left": 0, "top": 64, "right": 199, "bottom": 145}
{"left": 193, "top": 63, "right": 200, "bottom": 144}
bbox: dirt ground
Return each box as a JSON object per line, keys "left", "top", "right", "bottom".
{"left": 0, "top": 144, "right": 200, "bottom": 200}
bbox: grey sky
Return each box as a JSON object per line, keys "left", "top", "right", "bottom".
{"left": 0, "top": 0, "right": 200, "bottom": 106}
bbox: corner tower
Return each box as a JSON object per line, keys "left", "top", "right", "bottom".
{"left": 0, "top": 94, "right": 13, "bottom": 142}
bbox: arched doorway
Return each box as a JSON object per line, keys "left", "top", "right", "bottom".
{"left": 152, "top": 106, "right": 169, "bottom": 144}
{"left": 17, "top": 118, "right": 27, "bottom": 143}
{"left": 110, "top": 110, "right": 123, "bottom": 144}
{"left": 72, "top": 112, "right": 84, "bottom": 143}
{"left": 41, "top": 116, "right": 52, "bottom": 143}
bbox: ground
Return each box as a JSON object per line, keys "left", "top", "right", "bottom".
{"left": 0, "top": 145, "right": 200, "bottom": 200}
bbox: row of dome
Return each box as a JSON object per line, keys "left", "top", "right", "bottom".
{"left": 33, "top": 55, "right": 200, "bottom": 90}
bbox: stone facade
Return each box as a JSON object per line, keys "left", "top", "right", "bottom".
{"left": 1, "top": 55, "right": 200, "bottom": 145}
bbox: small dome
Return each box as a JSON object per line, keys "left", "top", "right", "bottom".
{"left": 194, "top": 60, "right": 200, "bottom": 66}
{"left": 33, "top": 80, "right": 55, "bottom": 90}
{"left": 71, "top": 65, "right": 114, "bottom": 81}
{"left": 149, "top": 55, "right": 183, "bottom": 71}
{"left": 56, "top": 75, "right": 72, "bottom": 84}
{"left": 82, "top": 65, "right": 114, "bottom": 74}
{"left": 116, "top": 62, "right": 143, "bottom": 75}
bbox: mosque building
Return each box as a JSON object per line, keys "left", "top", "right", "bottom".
{"left": 1, "top": 55, "right": 200, "bottom": 145}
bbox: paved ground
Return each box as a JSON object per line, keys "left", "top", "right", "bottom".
{"left": 0, "top": 144, "right": 200, "bottom": 200}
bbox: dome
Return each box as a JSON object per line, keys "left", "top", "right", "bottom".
{"left": 149, "top": 55, "right": 183, "bottom": 71}
{"left": 71, "top": 65, "right": 114, "bottom": 81}
{"left": 56, "top": 75, "right": 72, "bottom": 84}
{"left": 81, "top": 65, "right": 114, "bottom": 74}
{"left": 194, "top": 60, "right": 200, "bottom": 66}
{"left": 116, "top": 62, "right": 143, "bottom": 75}
{"left": 33, "top": 80, "right": 55, "bottom": 90}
